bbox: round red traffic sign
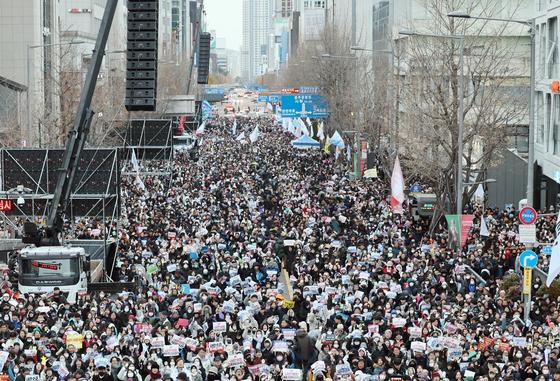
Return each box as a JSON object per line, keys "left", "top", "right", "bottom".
{"left": 519, "top": 206, "right": 537, "bottom": 225}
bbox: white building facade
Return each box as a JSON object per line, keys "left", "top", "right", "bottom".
{"left": 534, "top": 0, "right": 560, "bottom": 207}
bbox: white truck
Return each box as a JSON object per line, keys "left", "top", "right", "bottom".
{"left": 18, "top": 246, "right": 104, "bottom": 302}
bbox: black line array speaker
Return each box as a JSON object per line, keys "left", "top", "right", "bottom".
{"left": 197, "top": 32, "right": 211, "bottom": 84}
{"left": 126, "top": 0, "right": 159, "bottom": 111}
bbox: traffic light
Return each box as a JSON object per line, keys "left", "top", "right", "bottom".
{"left": 197, "top": 32, "right": 211, "bottom": 84}
{"left": 126, "top": 0, "right": 159, "bottom": 111}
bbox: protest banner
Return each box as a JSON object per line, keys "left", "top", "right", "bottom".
{"left": 282, "top": 369, "right": 302, "bottom": 380}
{"left": 227, "top": 353, "right": 246, "bottom": 368}
{"left": 66, "top": 333, "right": 83, "bottom": 349}
{"left": 213, "top": 321, "right": 227, "bottom": 333}
{"left": 150, "top": 336, "right": 165, "bottom": 349}
{"left": 162, "top": 345, "right": 180, "bottom": 357}
{"left": 207, "top": 341, "right": 225, "bottom": 353}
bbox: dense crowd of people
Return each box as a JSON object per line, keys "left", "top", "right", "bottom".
{"left": 0, "top": 112, "right": 559, "bottom": 381}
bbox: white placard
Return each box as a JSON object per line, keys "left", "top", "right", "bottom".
{"left": 282, "top": 369, "right": 303, "bottom": 380}
{"left": 411, "top": 341, "right": 427, "bottom": 352}
{"left": 227, "top": 353, "right": 246, "bottom": 368}
{"left": 512, "top": 337, "right": 527, "bottom": 347}
{"left": 213, "top": 321, "right": 227, "bottom": 333}
{"left": 170, "top": 335, "right": 187, "bottom": 348}
{"left": 408, "top": 327, "right": 422, "bottom": 338}
{"left": 335, "top": 364, "right": 352, "bottom": 376}
{"left": 150, "top": 336, "right": 165, "bottom": 349}
{"left": 162, "top": 344, "right": 180, "bottom": 357}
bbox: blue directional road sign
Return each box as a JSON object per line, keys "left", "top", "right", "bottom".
{"left": 542, "top": 246, "right": 553, "bottom": 255}
{"left": 280, "top": 94, "right": 329, "bottom": 118}
{"left": 519, "top": 250, "right": 538, "bottom": 268}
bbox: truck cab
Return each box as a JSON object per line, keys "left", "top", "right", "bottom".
{"left": 18, "top": 246, "right": 88, "bottom": 302}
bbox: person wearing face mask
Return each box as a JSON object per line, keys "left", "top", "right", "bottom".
{"left": 93, "top": 365, "right": 115, "bottom": 381}
{"left": 169, "top": 358, "right": 190, "bottom": 380}
{"left": 110, "top": 356, "right": 123, "bottom": 381}
{"left": 144, "top": 363, "right": 163, "bottom": 381}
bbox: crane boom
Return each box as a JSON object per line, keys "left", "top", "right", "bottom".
{"left": 25, "top": 0, "right": 118, "bottom": 246}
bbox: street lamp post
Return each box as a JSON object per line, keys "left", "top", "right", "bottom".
{"left": 399, "top": 30, "right": 465, "bottom": 215}
{"left": 448, "top": 11, "right": 536, "bottom": 208}
{"left": 449, "top": 10, "right": 536, "bottom": 325}
{"left": 26, "top": 41, "right": 85, "bottom": 147}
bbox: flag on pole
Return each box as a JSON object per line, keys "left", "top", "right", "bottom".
{"left": 299, "top": 118, "right": 310, "bottom": 136}
{"left": 330, "top": 131, "right": 345, "bottom": 149}
{"left": 317, "top": 122, "right": 324, "bottom": 141}
{"left": 131, "top": 149, "right": 140, "bottom": 172}
{"left": 201, "top": 100, "right": 212, "bottom": 120}
{"left": 232, "top": 120, "right": 237, "bottom": 135}
{"left": 196, "top": 121, "right": 206, "bottom": 135}
{"left": 294, "top": 120, "right": 302, "bottom": 137}
{"left": 130, "top": 150, "right": 145, "bottom": 190}
{"left": 288, "top": 119, "right": 296, "bottom": 135}
{"left": 480, "top": 216, "right": 489, "bottom": 237}
{"left": 324, "top": 136, "right": 330, "bottom": 154}
{"left": 236, "top": 131, "right": 246, "bottom": 142}
{"left": 390, "top": 156, "right": 405, "bottom": 214}
{"left": 546, "top": 212, "right": 560, "bottom": 286}
{"left": 249, "top": 126, "right": 260, "bottom": 143}
{"left": 135, "top": 175, "right": 146, "bottom": 191}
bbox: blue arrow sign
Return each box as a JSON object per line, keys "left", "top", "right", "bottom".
{"left": 519, "top": 250, "right": 538, "bottom": 268}
{"left": 542, "top": 246, "right": 553, "bottom": 255}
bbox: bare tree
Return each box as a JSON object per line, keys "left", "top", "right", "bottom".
{"left": 397, "top": 0, "right": 528, "bottom": 228}
{"left": 278, "top": 23, "right": 377, "bottom": 144}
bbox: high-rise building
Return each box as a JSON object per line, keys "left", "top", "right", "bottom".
{"left": 0, "top": 0, "right": 60, "bottom": 145}
{"left": 159, "top": 0, "right": 173, "bottom": 60}
{"left": 172, "top": 0, "right": 191, "bottom": 61}
{"left": 242, "top": 0, "right": 272, "bottom": 82}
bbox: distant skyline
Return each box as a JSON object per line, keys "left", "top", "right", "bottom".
{"left": 204, "top": 0, "right": 243, "bottom": 51}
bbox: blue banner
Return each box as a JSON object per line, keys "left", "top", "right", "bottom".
{"left": 204, "top": 87, "right": 225, "bottom": 95}
{"left": 280, "top": 94, "right": 328, "bottom": 118}
{"left": 202, "top": 100, "right": 213, "bottom": 120}
{"left": 258, "top": 94, "right": 281, "bottom": 103}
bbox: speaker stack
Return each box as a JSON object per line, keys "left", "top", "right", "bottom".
{"left": 125, "top": 0, "right": 159, "bottom": 111}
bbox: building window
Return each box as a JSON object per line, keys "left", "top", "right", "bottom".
{"left": 540, "top": 24, "right": 546, "bottom": 79}
{"left": 549, "top": 17, "right": 558, "bottom": 78}
{"left": 547, "top": 94, "right": 552, "bottom": 149}
{"left": 538, "top": 93, "right": 545, "bottom": 144}
{"left": 555, "top": 94, "right": 560, "bottom": 154}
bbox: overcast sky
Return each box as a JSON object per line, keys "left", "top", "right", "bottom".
{"left": 204, "top": 0, "right": 243, "bottom": 51}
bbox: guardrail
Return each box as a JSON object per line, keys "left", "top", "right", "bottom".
{"left": 463, "top": 264, "right": 488, "bottom": 286}
{"left": 533, "top": 266, "right": 547, "bottom": 283}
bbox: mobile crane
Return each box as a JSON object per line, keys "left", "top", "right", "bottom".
{"left": 16, "top": 0, "right": 126, "bottom": 302}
